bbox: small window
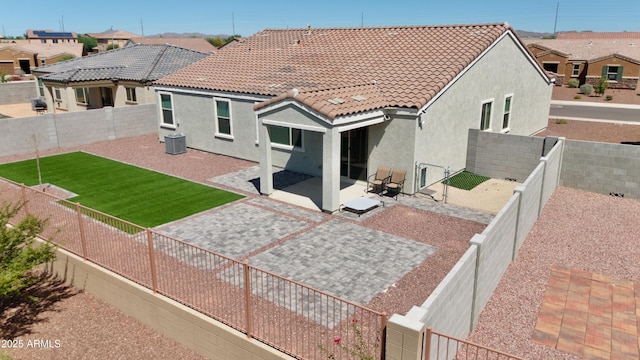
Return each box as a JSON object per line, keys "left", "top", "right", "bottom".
{"left": 75, "top": 88, "right": 88, "bottom": 105}
{"left": 480, "top": 100, "right": 492, "bottom": 131}
{"left": 159, "top": 93, "right": 175, "bottom": 127}
{"left": 572, "top": 64, "right": 580, "bottom": 77}
{"left": 54, "top": 87, "right": 61, "bottom": 100}
{"left": 40, "top": 59, "right": 46, "bottom": 66}
{"left": 502, "top": 96, "right": 512, "bottom": 130}
{"left": 542, "top": 62, "right": 559, "bottom": 73}
{"left": 125, "top": 87, "right": 137, "bottom": 103}
{"left": 52, "top": 39, "right": 58, "bottom": 44}
{"left": 37, "top": 79, "right": 44, "bottom": 97}
{"left": 269, "top": 125, "right": 302, "bottom": 149}
{"left": 605, "top": 65, "right": 622, "bottom": 81}
{"left": 215, "top": 100, "right": 232, "bottom": 137}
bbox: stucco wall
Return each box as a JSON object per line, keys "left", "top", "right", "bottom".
{"left": 0, "top": 80, "right": 38, "bottom": 104}
{"left": 368, "top": 115, "right": 417, "bottom": 190}
{"left": 416, "top": 34, "right": 552, "bottom": 187}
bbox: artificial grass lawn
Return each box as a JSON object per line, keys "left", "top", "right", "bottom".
{"left": 445, "top": 171, "right": 491, "bottom": 191}
{"left": 0, "top": 152, "right": 243, "bottom": 228}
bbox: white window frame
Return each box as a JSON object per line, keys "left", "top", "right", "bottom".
{"left": 480, "top": 99, "right": 493, "bottom": 131}
{"left": 268, "top": 125, "right": 304, "bottom": 151}
{"left": 75, "top": 87, "right": 88, "bottom": 105}
{"left": 606, "top": 65, "right": 620, "bottom": 81}
{"left": 214, "top": 98, "right": 233, "bottom": 139}
{"left": 37, "top": 79, "right": 45, "bottom": 97}
{"left": 501, "top": 94, "right": 513, "bottom": 133}
{"left": 159, "top": 92, "right": 176, "bottom": 129}
{"left": 571, "top": 63, "right": 580, "bottom": 77}
{"left": 125, "top": 87, "right": 137, "bottom": 103}
{"left": 54, "top": 87, "right": 62, "bottom": 100}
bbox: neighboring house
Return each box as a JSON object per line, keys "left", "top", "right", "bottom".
{"left": 126, "top": 37, "right": 216, "bottom": 53}
{"left": 556, "top": 31, "right": 640, "bottom": 40}
{"left": 526, "top": 36, "right": 640, "bottom": 89}
{"left": 154, "top": 23, "right": 553, "bottom": 212}
{"left": 31, "top": 44, "right": 208, "bottom": 112}
{"left": 0, "top": 43, "right": 83, "bottom": 75}
{"left": 85, "top": 29, "right": 140, "bottom": 52}
{"left": 26, "top": 29, "right": 78, "bottom": 44}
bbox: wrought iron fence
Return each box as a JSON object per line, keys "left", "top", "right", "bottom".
{"left": 3, "top": 178, "right": 386, "bottom": 360}
{"left": 426, "top": 328, "right": 523, "bottom": 360}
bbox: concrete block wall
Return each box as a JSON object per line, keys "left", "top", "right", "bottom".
{"left": 0, "top": 105, "right": 157, "bottom": 157}
{"left": 560, "top": 140, "right": 640, "bottom": 199}
{"left": 540, "top": 138, "right": 565, "bottom": 207}
{"left": 470, "top": 195, "right": 519, "bottom": 327}
{"left": 514, "top": 163, "right": 544, "bottom": 251}
{"left": 46, "top": 247, "right": 295, "bottom": 360}
{"left": 0, "top": 81, "right": 37, "bottom": 104}
{"left": 466, "top": 129, "right": 545, "bottom": 182}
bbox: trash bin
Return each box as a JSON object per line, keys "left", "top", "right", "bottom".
{"left": 164, "top": 133, "right": 186, "bottom": 155}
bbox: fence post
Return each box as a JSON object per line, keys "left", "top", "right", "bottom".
{"left": 75, "top": 203, "right": 88, "bottom": 260}
{"left": 244, "top": 262, "right": 253, "bottom": 339}
{"left": 147, "top": 229, "right": 158, "bottom": 293}
{"left": 21, "top": 184, "right": 30, "bottom": 216}
{"left": 425, "top": 327, "right": 432, "bottom": 360}
{"left": 380, "top": 313, "right": 388, "bottom": 360}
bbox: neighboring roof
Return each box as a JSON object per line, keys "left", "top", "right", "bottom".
{"left": 128, "top": 37, "right": 216, "bottom": 53}
{"left": 157, "top": 23, "right": 527, "bottom": 119}
{"left": 26, "top": 29, "right": 78, "bottom": 39}
{"left": 524, "top": 38, "right": 640, "bottom": 62}
{"left": 217, "top": 37, "right": 244, "bottom": 50}
{"left": 86, "top": 29, "right": 140, "bottom": 40}
{"left": 33, "top": 44, "right": 208, "bottom": 83}
{"left": 0, "top": 43, "right": 83, "bottom": 59}
{"left": 556, "top": 32, "right": 640, "bottom": 40}
{"left": 589, "top": 53, "right": 640, "bottom": 66}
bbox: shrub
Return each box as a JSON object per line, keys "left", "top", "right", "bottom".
{"left": 605, "top": 95, "right": 613, "bottom": 101}
{"left": 567, "top": 79, "right": 580, "bottom": 88}
{"left": 574, "top": 95, "right": 582, "bottom": 99}
{"left": 594, "top": 76, "right": 608, "bottom": 96}
{"left": 555, "top": 119, "right": 568, "bottom": 124}
{"left": 579, "top": 84, "right": 593, "bottom": 95}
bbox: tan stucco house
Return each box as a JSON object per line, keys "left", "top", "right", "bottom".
{"left": 154, "top": 23, "right": 553, "bottom": 212}
{"left": 31, "top": 44, "right": 208, "bottom": 112}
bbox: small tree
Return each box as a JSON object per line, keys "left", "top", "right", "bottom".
{"left": 594, "top": 76, "right": 608, "bottom": 96}
{"left": 0, "top": 201, "right": 55, "bottom": 298}
{"left": 106, "top": 43, "right": 119, "bottom": 51}
{"left": 77, "top": 35, "right": 98, "bottom": 53}
{"left": 206, "top": 36, "right": 226, "bottom": 48}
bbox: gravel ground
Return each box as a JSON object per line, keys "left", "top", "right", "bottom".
{"left": 468, "top": 186, "right": 640, "bottom": 359}
{"left": 552, "top": 86, "right": 640, "bottom": 105}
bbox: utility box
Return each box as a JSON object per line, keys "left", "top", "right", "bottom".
{"left": 164, "top": 133, "right": 186, "bottom": 155}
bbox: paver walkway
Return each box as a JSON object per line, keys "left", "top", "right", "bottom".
{"left": 532, "top": 266, "right": 640, "bottom": 359}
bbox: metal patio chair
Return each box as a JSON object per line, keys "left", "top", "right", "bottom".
{"left": 385, "top": 169, "right": 406, "bottom": 200}
{"left": 367, "top": 166, "right": 391, "bottom": 195}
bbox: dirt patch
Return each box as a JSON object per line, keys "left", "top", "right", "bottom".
{"left": 552, "top": 86, "right": 640, "bottom": 105}
{"left": 535, "top": 119, "right": 640, "bottom": 144}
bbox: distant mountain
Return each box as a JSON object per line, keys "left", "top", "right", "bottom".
{"left": 516, "top": 30, "right": 554, "bottom": 39}
{"left": 148, "top": 32, "right": 230, "bottom": 39}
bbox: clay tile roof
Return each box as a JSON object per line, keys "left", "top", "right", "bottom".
{"left": 157, "top": 23, "right": 513, "bottom": 119}
{"left": 523, "top": 38, "right": 640, "bottom": 62}
{"left": 128, "top": 37, "right": 216, "bottom": 53}
{"left": 556, "top": 32, "right": 640, "bottom": 40}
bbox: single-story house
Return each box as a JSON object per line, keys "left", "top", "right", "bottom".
{"left": 0, "top": 43, "right": 83, "bottom": 76}
{"left": 26, "top": 29, "right": 78, "bottom": 44}
{"left": 126, "top": 37, "right": 216, "bottom": 53}
{"left": 85, "top": 29, "right": 140, "bottom": 52}
{"left": 154, "top": 23, "right": 553, "bottom": 212}
{"left": 31, "top": 44, "right": 209, "bottom": 112}
{"left": 526, "top": 37, "right": 640, "bottom": 90}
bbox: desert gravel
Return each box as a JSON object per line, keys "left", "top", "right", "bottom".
{"left": 468, "top": 186, "right": 640, "bottom": 359}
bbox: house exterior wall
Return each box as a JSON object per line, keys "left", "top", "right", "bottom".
{"left": 415, "top": 34, "right": 552, "bottom": 188}
{"left": 585, "top": 57, "right": 640, "bottom": 90}
{"left": 0, "top": 47, "right": 36, "bottom": 75}
{"left": 368, "top": 114, "right": 417, "bottom": 190}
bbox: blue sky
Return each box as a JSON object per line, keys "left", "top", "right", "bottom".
{"left": 3, "top": 0, "right": 639, "bottom": 38}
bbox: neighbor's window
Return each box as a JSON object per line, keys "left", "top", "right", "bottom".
{"left": 40, "top": 59, "right": 46, "bottom": 66}
{"left": 125, "top": 87, "right": 137, "bottom": 103}
{"left": 37, "top": 79, "right": 45, "bottom": 97}
{"left": 75, "top": 88, "right": 88, "bottom": 105}
{"left": 604, "top": 65, "right": 622, "bottom": 81}
{"left": 214, "top": 99, "right": 232, "bottom": 137}
{"left": 480, "top": 100, "right": 493, "bottom": 131}
{"left": 269, "top": 125, "right": 302, "bottom": 149}
{"left": 572, "top": 64, "right": 580, "bottom": 77}
{"left": 160, "top": 93, "right": 175, "bottom": 127}
{"left": 542, "top": 62, "right": 559, "bottom": 73}
{"left": 54, "top": 87, "right": 61, "bottom": 100}
{"left": 502, "top": 95, "right": 512, "bottom": 130}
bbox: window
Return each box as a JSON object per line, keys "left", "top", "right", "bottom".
{"left": 75, "top": 88, "right": 88, "bottom": 105}
{"left": 269, "top": 125, "right": 302, "bottom": 149}
{"left": 572, "top": 64, "right": 580, "bottom": 77}
{"left": 37, "top": 79, "right": 44, "bottom": 97}
{"left": 52, "top": 39, "right": 58, "bottom": 44}
{"left": 125, "top": 87, "right": 137, "bottom": 103}
{"left": 480, "top": 100, "right": 493, "bottom": 131}
{"left": 603, "top": 65, "right": 622, "bottom": 81}
{"left": 40, "top": 59, "right": 46, "bottom": 66}
{"left": 542, "top": 62, "right": 559, "bottom": 73}
{"left": 502, "top": 95, "right": 512, "bottom": 130}
{"left": 214, "top": 99, "right": 232, "bottom": 137}
{"left": 54, "top": 87, "right": 61, "bottom": 100}
{"left": 159, "top": 93, "right": 175, "bottom": 127}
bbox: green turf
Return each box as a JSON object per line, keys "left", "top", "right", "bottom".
{"left": 0, "top": 152, "right": 244, "bottom": 228}
{"left": 445, "top": 171, "right": 491, "bottom": 191}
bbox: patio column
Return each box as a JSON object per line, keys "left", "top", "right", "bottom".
{"left": 258, "top": 120, "right": 273, "bottom": 195}
{"left": 322, "top": 127, "right": 341, "bottom": 212}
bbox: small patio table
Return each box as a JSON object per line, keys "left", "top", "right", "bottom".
{"left": 339, "top": 196, "right": 384, "bottom": 217}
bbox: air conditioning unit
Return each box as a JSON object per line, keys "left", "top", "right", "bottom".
{"left": 164, "top": 133, "right": 186, "bottom": 155}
